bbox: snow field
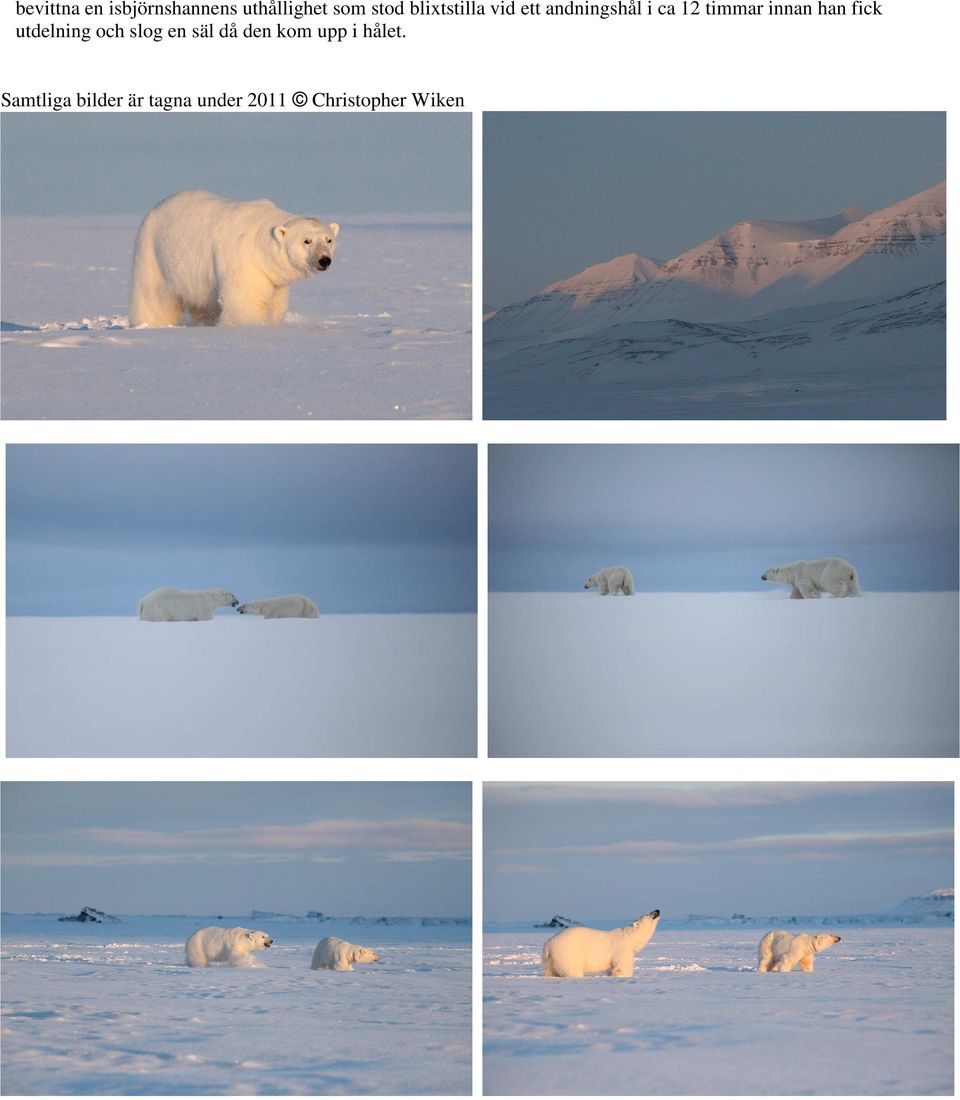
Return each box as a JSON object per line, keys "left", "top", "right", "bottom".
{"left": 484, "top": 928, "right": 953, "bottom": 1095}
{"left": 1, "top": 217, "right": 471, "bottom": 419}
{"left": 488, "top": 593, "right": 958, "bottom": 756}
{"left": 6, "top": 614, "right": 477, "bottom": 756}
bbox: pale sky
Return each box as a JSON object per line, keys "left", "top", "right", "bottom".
{"left": 2, "top": 783, "right": 471, "bottom": 916}
{"left": 489, "top": 445, "right": 958, "bottom": 592}
{"left": 484, "top": 783, "right": 953, "bottom": 922}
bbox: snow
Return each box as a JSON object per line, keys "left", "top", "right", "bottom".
{"left": 5, "top": 614, "right": 476, "bottom": 757}
{"left": 484, "top": 183, "right": 944, "bottom": 419}
{"left": 0, "top": 913, "right": 471, "bottom": 1095}
{"left": 488, "top": 592, "right": 958, "bottom": 756}
{"left": 483, "top": 926, "right": 953, "bottom": 1095}
{"left": 1, "top": 216, "right": 471, "bottom": 420}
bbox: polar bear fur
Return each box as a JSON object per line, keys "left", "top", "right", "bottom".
{"left": 237, "top": 594, "right": 319, "bottom": 619}
{"left": 761, "top": 558, "right": 859, "bottom": 599}
{"left": 130, "top": 190, "right": 340, "bottom": 327}
{"left": 584, "top": 566, "right": 636, "bottom": 596}
{"left": 310, "top": 936, "right": 381, "bottom": 971}
{"left": 757, "top": 930, "right": 841, "bottom": 973}
{"left": 138, "top": 587, "right": 239, "bottom": 621}
{"left": 542, "top": 910, "right": 660, "bottom": 978}
{"left": 185, "top": 926, "right": 273, "bottom": 968}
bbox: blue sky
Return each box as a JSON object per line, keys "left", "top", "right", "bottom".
{"left": 484, "top": 783, "right": 953, "bottom": 922}
{"left": 483, "top": 112, "right": 946, "bottom": 307}
{"left": 1, "top": 113, "right": 470, "bottom": 218}
{"left": 489, "top": 445, "right": 958, "bottom": 593}
{"left": 7, "top": 445, "right": 476, "bottom": 615}
{"left": 1, "top": 783, "right": 471, "bottom": 916}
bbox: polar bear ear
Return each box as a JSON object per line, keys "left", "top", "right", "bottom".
{"left": 272, "top": 224, "right": 288, "bottom": 243}
{"left": 329, "top": 223, "right": 340, "bottom": 237}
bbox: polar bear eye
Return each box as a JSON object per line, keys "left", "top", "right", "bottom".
{"left": 303, "top": 238, "right": 313, "bottom": 246}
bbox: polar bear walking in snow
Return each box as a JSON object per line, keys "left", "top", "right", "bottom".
{"left": 138, "top": 587, "right": 239, "bottom": 621}
{"left": 185, "top": 926, "right": 273, "bottom": 968}
{"left": 542, "top": 910, "right": 660, "bottom": 977}
{"left": 757, "top": 930, "right": 841, "bottom": 973}
{"left": 237, "top": 594, "right": 319, "bottom": 619}
{"left": 584, "top": 566, "right": 636, "bottom": 596}
{"left": 761, "top": 558, "right": 859, "bottom": 599}
{"left": 310, "top": 936, "right": 381, "bottom": 971}
{"left": 130, "top": 190, "right": 339, "bottom": 327}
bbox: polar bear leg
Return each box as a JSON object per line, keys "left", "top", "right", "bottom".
{"left": 772, "top": 959, "right": 795, "bottom": 972}
{"left": 130, "top": 247, "right": 183, "bottom": 327}
{"left": 218, "top": 274, "right": 276, "bottom": 326}
{"left": 795, "top": 579, "right": 821, "bottom": 599}
{"left": 270, "top": 286, "right": 290, "bottom": 324}
{"left": 797, "top": 953, "right": 814, "bottom": 972}
{"left": 789, "top": 584, "right": 804, "bottom": 599}
{"left": 599, "top": 580, "right": 610, "bottom": 595}
{"left": 608, "top": 954, "right": 634, "bottom": 977}
{"left": 228, "top": 951, "right": 261, "bottom": 968}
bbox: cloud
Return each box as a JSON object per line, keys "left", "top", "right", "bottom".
{"left": 484, "top": 782, "right": 890, "bottom": 809}
{"left": 492, "top": 828, "right": 953, "bottom": 863}
{"left": 2, "top": 851, "right": 348, "bottom": 869}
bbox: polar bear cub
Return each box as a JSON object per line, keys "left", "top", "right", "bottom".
{"left": 237, "top": 594, "right": 320, "bottom": 619}
{"left": 542, "top": 910, "right": 660, "bottom": 977}
{"left": 130, "top": 190, "right": 339, "bottom": 327}
{"left": 761, "top": 558, "right": 859, "bottom": 599}
{"left": 138, "top": 587, "right": 239, "bottom": 621}
{"left": 757, "top": 930, "right": 841, "bottom": 972}
{"left": 584, "top": 566, "right": 636, "bottom": 596}
{"left": 185, "top": 926, "right": 273, "bottom": 968}
{"left": 310, "top": 936, "right": 381, "bottom": 971}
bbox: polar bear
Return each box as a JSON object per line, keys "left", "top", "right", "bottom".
{"left": 185, "top": 926, "right": 273, "bottom": 968}
{"left": 310, "top": 936, "right": 381, "bottom": 971}
{"left": 757, "top": 930, "right": 841, "bottom": 972}
{"left": 130, "top": 190, "right": 339, "bottom": 327}
{"left": 584, "top": 566, "right": 636, "bottom": 596}
{"left": 761, "top": 558, "right": 859, "bottom": 599}
{"left": 542, "top": 910, "right": 660, "bottom": 977}
{"left": 237, "top": 594, "right": 319, "bottom": 619}
{"left": 138, "top": 587, "right": 239, "bottom": 621}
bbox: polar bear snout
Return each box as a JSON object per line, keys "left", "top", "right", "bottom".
{"left": 315, "top": 255, "right": 332, "bottom": 271}
{"left": 649, "top": 909, "right": 660, "bottom": 919}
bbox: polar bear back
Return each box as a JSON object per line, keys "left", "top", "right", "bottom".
{"left": 310, "top": 935, "right": 380, "bottom": 971}
{"left": 185, "top": 926, "right": 273, "bottom": 967}
{"left": 138, "top": 586, "right": 237, "bottom": 621}
{"left": 237, "top": 594, "right": 320, "bottom": 619}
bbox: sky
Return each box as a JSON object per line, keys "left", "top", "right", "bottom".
{"left": 0, "top": 113, "right": 471, "bottom": 218}
{"left": 489, "top": 445, "right": 958, "bottom": 593}
{"left": 484, "top": 783, "right": 953, "bottom": 922}
{"left": 1, "top": 782, "right": 471, "bottom": 916}
{"left": 483, "top": 112, "right": 946, "bottom": 308}
{"left": 7, "top": 445, "right": 476, "bottom": 615}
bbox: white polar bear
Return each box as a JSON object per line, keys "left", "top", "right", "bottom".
{"left": 584, "top": 566, "right": 636, "bottom": 596}
{"left": 757, "top": 930, "right": 841, "bottom": 973}
{"left": 237, "top": 594, "right": 319, "bottom": 619}
{"left": 761, "top": 558, "right": 859, "bottom": 599}
{"left": 138, "top": 587, "right": 239, "bottom": 621}
{"left": 542, "top": 910, "right": 660, "bottom": 977}
{"left": 130, "top": 190, "right": 340, "bottom": 327}
{"left": 310, "top": 936, "right": 381, "bottom": 971}
{"left": 185, "top": 926, "right": 273, "bottom": 968}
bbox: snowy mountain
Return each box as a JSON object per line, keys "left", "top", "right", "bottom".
{"left": 484, "top": 183, "right": 946, "bottom": 419}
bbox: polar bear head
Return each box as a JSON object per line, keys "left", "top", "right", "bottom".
{"left": 761, "top": 565, "right": 790, "bottom": 584}
{"left": 625, "top": 909, "right": 661, "bottom": 950}
{"left": 584, "top": 573, "right": 601, "bottom": 590}
{"left": 811, "top": 933, "right": 841, "bottom": 952}
{"left": 273, "top": 217, "right": 340, "bottom": 276}
{"left": 210, "top": 589, "right": 240, "bottom": 609}
{"left": 244, "top": 929, "right": 273, "bottom": 951}
{"left": 351, "top": 945, "right": 381, "bottom": 965}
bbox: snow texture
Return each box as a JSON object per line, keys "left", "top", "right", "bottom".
{"left": 485, "top": 184, "right": 944, "bottom": 419}
{"left": 484, "top": 927, "right": 953, "bottom": 1095}
{"left": 1, "top": 216, "right": 470, "bottom": 420}
{"left": 6, "top": 614, "right": 476, "bottom": 757}
{"left": 1, "top": 914, "right": 470, "bottom": 1095}
{"left": 488, "top": 593, "right": 958, "bottom": 757}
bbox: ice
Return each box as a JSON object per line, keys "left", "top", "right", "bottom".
{"left": 483, "top": 926, "right": 953, "bottom": 1095}
{"left": 1, "top": 216, "right": 471, "bottom": 420}
{"left": 6, "top": 614, "right": 476, "bottom": 757}
{"left": 1, "top": 913, "right": 471, "bottom": 1095}
{"left": 488, "top": 592, "right": 958, "bottom": 756}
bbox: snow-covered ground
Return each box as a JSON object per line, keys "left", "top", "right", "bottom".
{"left": 1, "top": 913, "right": 471, "bottom": 1095}
{"left": 6, "top": 614, "right": 476, "bottom": 757}
{"left": 1, "top": 216, "right": 471, "bottom": 420}
{"left": 483, "top": 926, "right": 953, "bottom": 1095}
{"left": 488, "top": 593, "right": 958, "bottom": 756}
